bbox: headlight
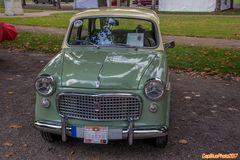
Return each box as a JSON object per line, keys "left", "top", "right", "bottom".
{"left": 144, "top": 79, "right": 165, "bottom": 101}
{"left": 35, "top": 75, "right": 55, "bottom": 96}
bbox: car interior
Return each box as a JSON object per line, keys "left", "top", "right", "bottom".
{"left": 68, "top": 17, "right": 158, "bottom": 47}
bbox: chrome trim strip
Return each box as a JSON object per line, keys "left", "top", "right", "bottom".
{"left": 34, "top": 121, "right": 168, "bottom": 140}
{"left": 61, "top": 115, "right": 67, "bottom": 142}
{"left": 166, "top": 82, "right": 171, "bottom": 91}
{"left": 128, "top": 117, "right": 134, "bottom": 145}
{"left": 56, "top": 92, "right": 143, "bottom": 121}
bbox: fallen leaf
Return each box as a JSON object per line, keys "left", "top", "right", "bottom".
{"left": 179, "top": 139, "right": 188, "bottom": 144}
{"left": 5, "top": 152, "right": 14, "bottom": 158}
{"left": 22, "top": 144, "right": 28, "bottom": 148}
{"left": 212, "top": 105, "right": 218, "bottom": 108}
{"left": 70, "top": 151, "right": 75, "bottom": 156}
{"left": 211, "top": 110, "right": 217, "bottom": 113}
{"left": 192, "top": 112, "right": 197, "bottom": 115}
{"left": 184, "top": 96, "right": 191, "bottom": 100}
{"left": 9, "top": 124, "right": 23, "bottom": 129}
{"left": 8, "top": 91, "right": 14, "bottom": 95}
{"left": 22, "top": 112, "right": 31, "bottom": 115}
{"left": 3, "top": 142, "right": 13, "bottom": 147}
{"left": 7, "top": 78, "right": 14, "bottom": 81}
{"left": 228, "top": 107, "right": 239, "bottom": 112}
{"left": 195, "top": 94, "right": 200, "bottom": 97}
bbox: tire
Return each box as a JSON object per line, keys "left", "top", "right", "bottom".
{"left": 155, "top": 135, "right": 168, "bottom": 148}
{"left": 40, "top": 131, "right": 60, "bottom": 142}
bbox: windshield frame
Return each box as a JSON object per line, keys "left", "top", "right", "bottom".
{"left": 66, "top": 16, "right": 160, "bottom": 49}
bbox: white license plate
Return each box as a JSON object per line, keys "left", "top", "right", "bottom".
{"left": 84, "top": 126, "right": 108, "bottom": 144}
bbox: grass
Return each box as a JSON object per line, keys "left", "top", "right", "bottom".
{"left": 168, "top": 45, "right": 240, "bottom": 76}
{"left": 0, "top": 32, "right": 64, "bottom": 53}
{"left": 0, "top": 12, "right": 74, "bottom": 28}
{"left": 0, "top": 7, "right": 43, "bottom": 13}
{"left": 1, "top": 32, "right": 240, "bottom": 76}
{"left": 157, "top": 9, "right": 240, "bottom": 15}
{"left": 159, "top": 16, "right": 240, "bottom": 39}
{"left": 0, "top": 12, "right": 240, "bottom": 39}
{"left": 236, "top": 0, "right": 240, "bottom": 4}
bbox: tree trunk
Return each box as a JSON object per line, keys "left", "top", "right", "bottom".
{"left": 53, "top": 0, "right": 56, "bottom": 6}
{"left": 216, "top": 0, "right": 221, "bottom": 11}
{"left": 22, "top": 0, "right": 26, "bottom": 6}
{"left": 230, "top": 0, "right": 234, "bottom": 9}
{"left": 151, "top": 0, "right": 156, "bottom": 9}
{"left": 137, "top": 0, "right": 141, "bottom": 6}
{"left": 127, "top": 0, "right": 130, "bottom": 6}
{"left": 57, "top": 0, "right": 61, "bottom": 8}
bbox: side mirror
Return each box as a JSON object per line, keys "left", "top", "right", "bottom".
{"left": 164, "top": 41, "right": 175, "bottom": 49}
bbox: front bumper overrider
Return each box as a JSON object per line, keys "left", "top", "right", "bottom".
{"left": 34, "top": 116, "right": 168, "bottom": 145}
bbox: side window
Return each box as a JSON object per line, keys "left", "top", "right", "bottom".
{"left": 68, "top": 19, "right": 89, "bottom": 45}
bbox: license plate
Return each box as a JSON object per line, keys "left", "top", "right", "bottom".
{"left": 84, "top": 126, "right": 108, "bottom": 144}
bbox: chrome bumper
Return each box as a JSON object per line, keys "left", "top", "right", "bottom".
{"left": 34, "top": 118, "right": 168, "bottom": 145}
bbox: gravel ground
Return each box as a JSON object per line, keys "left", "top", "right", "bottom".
{"left": 0, "top": 49, "right": 239, "bottom": 160}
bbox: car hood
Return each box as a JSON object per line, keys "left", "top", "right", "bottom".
{"left": 61, "top": 48, "right": 157, "bottom": 89}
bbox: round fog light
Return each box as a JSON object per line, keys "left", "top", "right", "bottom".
{"left": 41, "top": 98, "right": 50, "bottom": 108}
{"left": 149, "top": 103, "right": 159, "bottom": 113}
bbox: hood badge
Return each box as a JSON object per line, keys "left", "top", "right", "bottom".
{"left": 96, "top": 77, "right": 100, "bottom": 88}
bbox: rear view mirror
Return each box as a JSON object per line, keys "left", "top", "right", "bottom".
{"left": 164, "top": 41, "right": 175, "bottom": 49}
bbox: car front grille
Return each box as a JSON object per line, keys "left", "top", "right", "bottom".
{"left": 57, "top": 93, "right": 142, "bottom": 121}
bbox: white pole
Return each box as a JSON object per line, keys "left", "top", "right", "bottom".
{"left": 107, "top": 0, "right": 111, "bottom": 7}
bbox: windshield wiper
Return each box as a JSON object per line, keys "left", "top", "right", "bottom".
{"left": 114, "top": 43, "right": 139, "bottom": 50}
{"left": 114, "top": 43, "right": 132, "bottom": 47}
{"left": 76, "top": 40, "right": 100, "bottom": 49}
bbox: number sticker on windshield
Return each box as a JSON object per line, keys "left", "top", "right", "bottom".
{"left": 74, "top": 20, "right": 83, "bottom": 27}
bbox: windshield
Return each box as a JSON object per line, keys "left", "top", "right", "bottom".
{"left": 68, "top": 17, "right": 158, "bottom": 48}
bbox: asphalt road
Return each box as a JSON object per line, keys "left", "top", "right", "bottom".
{"left": 0, "top": 49, "right": 239, "bottom": 160}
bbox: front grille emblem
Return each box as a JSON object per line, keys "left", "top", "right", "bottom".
{"left": 93, "top": 102, "right": 101, "bottom": 112}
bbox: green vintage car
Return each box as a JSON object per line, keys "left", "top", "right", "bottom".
{"left": 34, "top": 7, "right": 174, "bottom": 147}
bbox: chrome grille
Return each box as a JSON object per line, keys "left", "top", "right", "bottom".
{"left": 57, "top": 93, "right": 142, "bottom": 121}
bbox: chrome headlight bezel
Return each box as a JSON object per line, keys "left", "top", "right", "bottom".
{"left": 144, "top": 78, "right": 165, "bottom": 101}
{"left": 34, "top": 75, "right": 56, "bottom": 96}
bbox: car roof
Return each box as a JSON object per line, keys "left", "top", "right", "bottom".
{"left": 71, "top": 7, "right": 159, "bottom": 23}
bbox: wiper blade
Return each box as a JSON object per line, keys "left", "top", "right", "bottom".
{"left": 114, "top": 43, "right": 137, "bottom": 48}
{"left": 76, "top": 40, "right": 100, "bottom": 48}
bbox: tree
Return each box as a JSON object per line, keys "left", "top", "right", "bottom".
{"left": 137, "top": 0, "right": 141, "bottom": 6}
{"left": 53, "top": 0, "right": 56, "bottom": 7}
{"left": 57, "top": 0, "right": 61, "bottom": 9}
{"left": 22, "top": 0, "right": 26, "bottom": 6}
{"left": 151, "top": 0, "right": 156, "bottom": 9}
{"left": 216, "top": 0, "right": 221, "bottom": 11}
{"left": 230, "top": 0, "right": 234, "bottom": 9}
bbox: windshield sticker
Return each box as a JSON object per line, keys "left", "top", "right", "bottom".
{"left": 74, "top": 20, "right": 83, "bottom": 27}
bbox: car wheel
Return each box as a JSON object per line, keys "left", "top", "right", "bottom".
{"left": 155, "top": 135, "right": 168, "bottom": 148}
{"left": 40, "top": 131, "right": 60, "bottom": 142}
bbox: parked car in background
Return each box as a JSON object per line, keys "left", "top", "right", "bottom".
{"left": 132, "top": 0, "right": 158, "bottom": 6}
{"left": 33, "top": 0, "right": 48, "bottom": 4}
{"left": 34, "top": 7, "right": 174, "bottom": 148}
{"left": 32, "top": 0, "right": 57, "bottom": 4}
